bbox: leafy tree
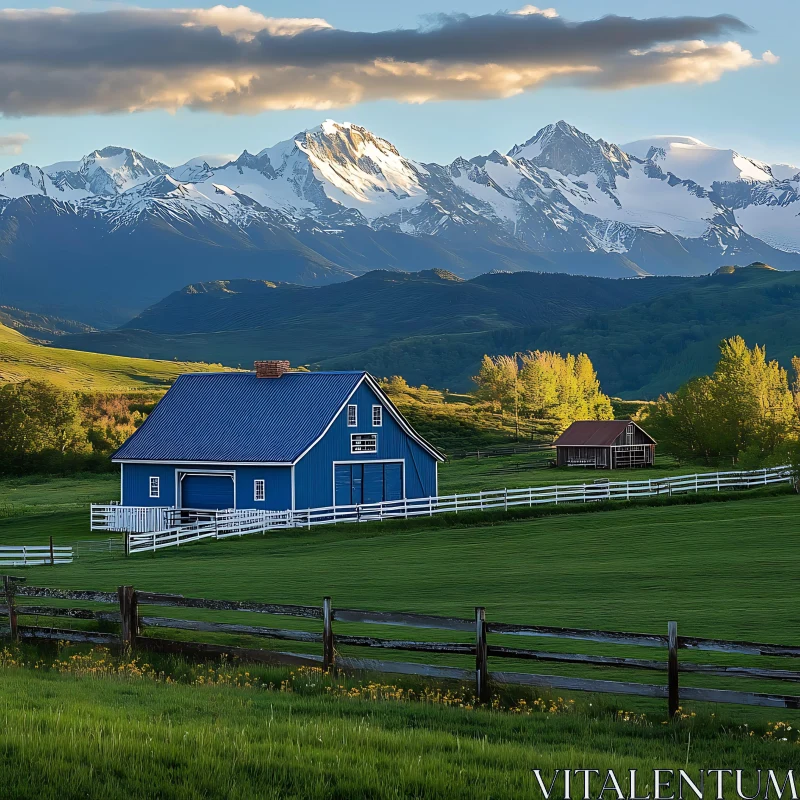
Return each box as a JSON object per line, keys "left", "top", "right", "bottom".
{"left": 0, "top": 380, "right": 89, "bottom": 461}
{"left": 473, "top": 350, "right": 612, "bottom": 434}
{"left": 644, "top": 336, "right": 798, "bottom": 465}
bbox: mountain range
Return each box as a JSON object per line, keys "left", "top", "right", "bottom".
{"left": 2, "top": 120, "right": 800, "bottom": 324}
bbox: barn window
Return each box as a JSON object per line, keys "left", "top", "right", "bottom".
{"left": 149, "top": 476, "right": 160, "bottom": 498}
{"left": 626, "top": 423, "right": 634, "bottom": 444}
{"left": 347, "top": 404, "right": 358, "bottom": 426}
{"left": 254, "top": 479, "right": 265, "bottom": 502}
{"left": 351, "top": 433, "right": 377, "bottom": 453}
{"left": 372, "top": 405, "right": 383, "bottom": 427}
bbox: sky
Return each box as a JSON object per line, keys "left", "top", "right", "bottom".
{"left": 0, "top": 0, "right": 796, "bottom": 171}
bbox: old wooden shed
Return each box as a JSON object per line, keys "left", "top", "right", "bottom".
{"left": 554, "top": 420, "right": 655, "bottom": 469}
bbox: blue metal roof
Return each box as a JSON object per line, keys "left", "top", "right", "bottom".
{"left": 113, "top": 371, "right": 366, "bottom": 464}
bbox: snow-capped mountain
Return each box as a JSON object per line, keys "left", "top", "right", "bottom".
{"left": 1, "top": 119, "right": 799, "bottom": 323}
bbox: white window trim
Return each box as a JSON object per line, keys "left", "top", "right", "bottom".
{"left": 254, "top": 479, "right": 265, "bottom": 502}
{"left": 347, "top": 404, "right": 358, "bottom": 427}
{"left": 351, "top": 433, "right": 377, "bottom": 454}
{"left": 372, "top": 405, "right": 383, "bottom": 427}
{"left": 149, "top": 476, "right": 160, "bottom": 498}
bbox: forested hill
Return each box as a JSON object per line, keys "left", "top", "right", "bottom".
{"left": 50, "top": 264, "right": 800, "bottom": 398}
{"left": 319, "top": 264, "right": 800, "bottom": 397}
{"left": 52, "top": 269, "right": 688, "bottom": 367}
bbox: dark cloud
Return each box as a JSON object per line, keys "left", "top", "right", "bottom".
{"left": 0, "top": 6, "right": 773, "bottom": 116}
{"left": 0, "top": 10, "right": 750, "bottom": 69}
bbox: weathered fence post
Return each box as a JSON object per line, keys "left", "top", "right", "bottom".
{"left": 118, "top": 585, "right": 137, "bottom": 650}
{"left": 668, "top": 620, "right": 679, "bottom": 718}
{"left": 475, "top": 606, "right": 489, "bottom": 704}
{"left": 3, "top": 575, "right": 18, "bottom": 642}
{"left": 49, "top": 536, "right": 55, "bottom": 566}
{"left": 323, "top": 596, "right": 334, "bottom": 672}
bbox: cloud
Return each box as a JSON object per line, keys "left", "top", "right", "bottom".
{"left": 0, "top": 5, "right": 774, "bottom": 116}
{"left": 0, "top": 133, "right": 29, "bottom": 154}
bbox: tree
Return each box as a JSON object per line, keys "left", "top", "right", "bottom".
{"left": 0, "top": 381, "right": 88, "bottom": 462}
{"left": 473, "top": 355, "right": 518, "bottom": 418}
{"left": 474, "top": 350, "right": 612, "bottom": 434}
{"left": 643, "top": 337, "right": 798, "bottom": 464}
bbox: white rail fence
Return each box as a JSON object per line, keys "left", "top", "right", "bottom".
{"left": 0, "top": 545, "right": 73, "bottom": 567}
{"left": 90, "top": 466, "right": 794, "bottom": 556}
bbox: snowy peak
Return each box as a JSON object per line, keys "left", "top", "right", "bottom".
{"left": 508, "top": 120, "right": 630, "bottom": 183}
{"left": 46, "top": 146, "right": 170, "bottom": 196}
{"left": 622, "top": 136, "right": 775, "bottom": 185}
{"left": 294, "top": 120, "right": 428, "bottom": 216}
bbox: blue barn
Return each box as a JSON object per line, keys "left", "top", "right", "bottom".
{"left": 113, "top": 362, "right": 444, "bottom": 512}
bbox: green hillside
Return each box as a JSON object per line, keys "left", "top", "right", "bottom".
{"left": 319, "top": 265, "right": 800, "bottom": 397}
{"left": 0, "top": 321, "right": 228, "bottom": 391}
{"left": 52, "top": 269, "right": 688, "bottom": 367}
{"left": 46, "top": 264, "right": 800, "bottom": 397}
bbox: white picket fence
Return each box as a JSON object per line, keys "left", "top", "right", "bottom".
{"left": 90, "top": 465, "right": 795, "bottom": 556}
{"left": 0, "top": 545, "right": 73, "bottom": 567}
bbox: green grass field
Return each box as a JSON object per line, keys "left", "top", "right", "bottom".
{"left": 2, "top": 479, "right": 799, "bottom": 796}
{"left": 438, "top": 452, "right": 715, "bottom": 493}
{"left": 0, "top": 473, "right": 119, "bottom": 518}
{"left": 3, "top": 661, "right": 797, "bottom": 800}
{"left": 0, "top": 321, "right": 231, "bottom": 391}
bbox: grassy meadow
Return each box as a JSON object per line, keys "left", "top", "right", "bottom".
{"left": 1, "top": 476, "right": 799, "bottom": 796}
{"left": 438, "top": 452, "right": 717, "bottom": 493}
{"left": 4, "top": 659, "right": 799, "bottom": 800}
{"left": 0, "top": 320, "right": 231, "bottom": 392}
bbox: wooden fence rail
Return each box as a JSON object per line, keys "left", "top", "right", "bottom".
{"left": 89, "top": 465, "right": 795, "bottom": 556}
{"left": 3, "top": 577, "right": 800, "bottom": 713}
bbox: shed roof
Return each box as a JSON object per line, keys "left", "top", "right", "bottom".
{"left": 113, "top": 371, "right": 443, "bottom": 464}
{"left": 554, "top": 420, "right": 655, "bottom": 447}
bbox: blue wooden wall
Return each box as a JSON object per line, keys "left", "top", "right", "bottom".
{"left": 121, "top": 462, "right": 292, "bottom": 511}
{"left": 293, "top": 381, "right": 438, "bottom": 509}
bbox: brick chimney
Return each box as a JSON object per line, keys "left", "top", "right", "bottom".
{"left": 254, "top": 360, "right": 290, "bottom": 378}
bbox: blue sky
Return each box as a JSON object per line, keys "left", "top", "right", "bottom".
{"left": 0, "top": 0, "right": 795, "bottom": 170}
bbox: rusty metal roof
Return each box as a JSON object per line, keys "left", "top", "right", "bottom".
{"left": 554, "top": 420, "right": 654, "bottom": 447}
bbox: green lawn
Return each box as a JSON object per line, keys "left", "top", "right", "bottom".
{"left": 438, "top": 452, "right": 718, "bottom": 493}
{"left": 3, "top": 489, "right": 800, "bottom": 794}
{"left": 2, "top": 492, "right": 792, "bottom": 641}
{"left": 2, "top": 491, "right": 799, "bottom": 704}
{"left": 2, "top": 664, "right": 796, "bottom": 800}
{"left": 0, "top": 473, "right": 119, "bottom": 519}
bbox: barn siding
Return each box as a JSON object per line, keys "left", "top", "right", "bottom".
{"left": 122, "top": 462, "right": 292, "bottom": 511}
{"left": 293, "top": 382, "right": 438, "bottom": 509}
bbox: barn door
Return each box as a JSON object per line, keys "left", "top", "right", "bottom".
{"left": 335, "top": 465, "right": 352, "bottom": 506}
{"left": 363, "top": 464, "right": 385, "bottom": 504}
{"left": 180, "top": 473, "right": 234, "bottom": 510}
{"left": 384, "top": 463, "right": 403, "bottom": 501}
{"left": 334, "top": 463, "right": 404, "bottom": 505}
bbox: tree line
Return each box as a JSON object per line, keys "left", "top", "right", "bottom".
{"left": 473, "top": 350, "right": 613, "bottom": 433}
{"left": 0, "top": 381, "right": 157, "bottom": 474}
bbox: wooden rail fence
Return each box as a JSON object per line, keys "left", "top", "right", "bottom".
{"left": 90, "top": 465, "right": 794, "bottom": 556}
{"left": 3, "top": 577, "right": 800, "bottom": 714}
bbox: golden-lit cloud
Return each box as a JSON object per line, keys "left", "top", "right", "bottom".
{"left": 0, "top": 133, "right": 29, "bottom": 154}
{"left": 0, "top": 5, "right": 774, "bottom": 116}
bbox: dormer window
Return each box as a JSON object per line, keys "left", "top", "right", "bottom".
{"left": 347, "top": 404, "right": 357, "bottom": 427}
